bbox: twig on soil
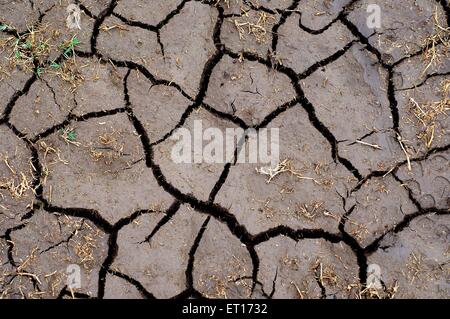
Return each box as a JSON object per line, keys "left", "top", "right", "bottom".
{"left": 355, "top": 140, "right": 382, "bottom": 150}
{"left": 396, "top": 133, "right": 412, "bottom": 171}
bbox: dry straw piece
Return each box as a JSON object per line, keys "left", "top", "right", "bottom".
{"left": 409, "top": 79, "right": 449, "bottom": 149}
{"left": 232, "top": 8, "right": 276, "bottom": 44}
{"left": 256, "top": 159, "right": 330, "bottom": 185}
{"left": 420, "top": 9, "right": 449, "bottom": 79}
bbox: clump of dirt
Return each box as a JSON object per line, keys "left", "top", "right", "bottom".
{"left": 312, "top": 258, "right": 338, "bottom": 287}
{"left": 232, "top": 9, "right": 275, "bottom": 44}
{"left": 88, "top": 130, "right": 127, "bottom": 166}
{"left": 294, "top": 201, "right": 336, "bottom": 222}
{"left": 408, "top": 79, "right": 449, "bottom": 148}
{"left": 420, "top": 9, "right": 449, "bottom": 78}
{"left": 0, "top": 22, "right": 81, "bottom": 78}
{"left": 0, "top": 161, "right": 31, "bottom": 200}
{"left": 49, "top": 56, "right": 85, "bottom": 91}
{"left": 0, "top": 152, "right": 34, "bottom": 214}
{"left": 198, "top": 255, "right": 251, "bottom": 299}
{"left": 1, "top": 23, "right": 52, "bottom": 74}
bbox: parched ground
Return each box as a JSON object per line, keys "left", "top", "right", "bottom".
{"left": 0, "top": 0, "right": 449, "bottom": 299}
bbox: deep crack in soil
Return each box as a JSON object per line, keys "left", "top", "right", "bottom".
{"left": 0, "top": 0, "right": 449, "bottom": 299}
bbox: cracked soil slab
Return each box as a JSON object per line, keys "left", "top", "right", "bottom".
{"left": 0, "top": 0, "right": 449, "bottom": 299}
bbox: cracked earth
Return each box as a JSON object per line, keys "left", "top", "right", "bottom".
{"left": 0, "top": 0, "right": 449, "bottom": 299}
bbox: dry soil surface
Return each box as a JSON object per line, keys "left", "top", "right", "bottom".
{"left": 0, "top": 0, "right": 449, "bottom": 299}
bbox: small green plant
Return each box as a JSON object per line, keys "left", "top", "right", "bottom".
{"left": 14, "top": 50, "right": 22, "bottom": 59}
{"left": 59, "top": 128, "right": 79, "bottom": 144}
{"left": 35, "top": 67, "right": 44, "bottom": 77}
{"left": 10, "top": 31, "right": 50, "bottom": 74}
{"left": 63, "top": 36, "right": 80, "bottom": 58}
{"left": 50, "top": 61, "right": 61, "bottom": 69}
{"left": 0, "top": 24, "right": 9, "bottom": 31}
{"left": 67, "top": 130, "right": 77, "bottom": 142}
{"left": 22, "top": 41, "right": 32, "bottom": 50}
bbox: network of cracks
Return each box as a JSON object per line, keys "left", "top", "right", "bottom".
{"left": 0, "top": 0, "right": 449, "bottom": 299}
